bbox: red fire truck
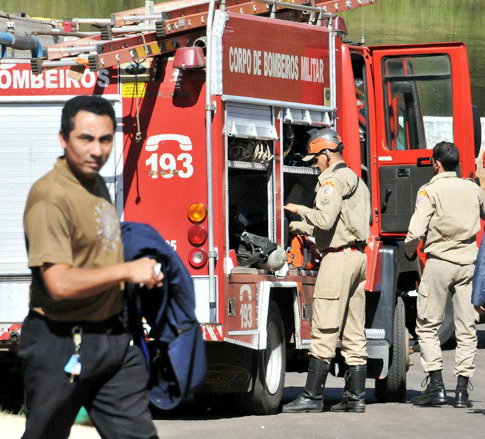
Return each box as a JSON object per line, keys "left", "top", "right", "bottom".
{"left": 0, "top": 0, "right": 481, "bottom": 414}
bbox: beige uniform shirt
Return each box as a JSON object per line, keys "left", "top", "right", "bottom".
{"left": 291, "top": 161, "right": 371, "bottom": 251}
{"left": 405, "top": 172, "right": 485, "bottom": 265}
{"left": 23, "top": 158, "right": 124, "bottom": 322}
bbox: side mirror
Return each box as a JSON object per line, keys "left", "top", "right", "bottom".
{"left": 472, "top": 105, "right": 481, "bottom": 158}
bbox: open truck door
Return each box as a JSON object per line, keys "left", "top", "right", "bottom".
{"left": 371, "top": 43, "right": 476, "bottom": 235}
{"left": 363, "top": 43, "right": 478, "bottom": 401}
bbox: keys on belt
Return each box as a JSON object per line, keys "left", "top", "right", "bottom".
{"left": 64, "top": 326, "right": 82, "bottom": 383}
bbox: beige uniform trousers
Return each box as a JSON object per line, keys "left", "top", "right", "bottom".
{"left": 310, "top": 249, "right": 367, "bottom": 365}
{"left": 416, "top": 257, "right": 478, "bottom": 377}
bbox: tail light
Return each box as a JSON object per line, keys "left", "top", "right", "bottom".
{"left": 189, "top": 248, "right": 207, "bottom": 268}
{"left": 187, "top": 202, "right": 208, "bottom": 268}
{"left": 188, "top": 225, "right": 208, "bottom": 246}
{"left": 188, "top": 202, "right": 207, "bottom": 223}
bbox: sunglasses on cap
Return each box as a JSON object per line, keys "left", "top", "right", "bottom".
{"left": 301, "top": 143, "right": 343, "bottom": 162}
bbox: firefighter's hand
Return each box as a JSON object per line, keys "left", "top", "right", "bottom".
{"left": 126, "top": 258, "right": 164, "bottom": 289}
{"left": 289, "top": 221, "right": 299, "bottom": 233}
{"left": 474, "top": 304, "right": 485, "bottom": 315}
{"left": 289, "top": 221, "right": 314, "bottom": 236}
{"left": 405, "top": 251, "right": 417, "bottom": 261}
{"left": 285, "top": 203, "right": 301, "bottom": 215}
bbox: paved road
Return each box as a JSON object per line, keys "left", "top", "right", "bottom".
{"left": 1, "top": 327, "right": 483, "bottom": 439}
{"left": 151, "top": 325, "right": 485, "bottom": 439}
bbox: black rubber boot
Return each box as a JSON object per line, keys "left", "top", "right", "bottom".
{"left": 282, "top": 357, "right": 330, "bottom": 413}
{"left": 412, "top": 370, "right": 447, "bottom": 406}
{"left": 331, "top": 365, "right": 366, "bottom": 413}
{"left": 330, "top": 369, "right": 350, "bottom": 412}
{"left": 454, "top": 375, "right": 473, "bottom": 408}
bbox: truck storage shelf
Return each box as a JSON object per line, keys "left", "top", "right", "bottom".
{"left": 230, "top": 267, "right": 269, "bottom": 275}
{"left": 228, "top": 160, "right": 269, "bottom": 171}
{"left": 283, "top": 165, "right": 319, "bottom": 175}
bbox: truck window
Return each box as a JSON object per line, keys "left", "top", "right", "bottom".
{"left": 382, "top": 54, "right": 453, "bottom": 151}
{"left": 352, "top": 53, "right": 370, "bottom": 185}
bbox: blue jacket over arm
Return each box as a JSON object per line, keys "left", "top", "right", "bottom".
{"left": 121, "top": 222, "right": 207, "bottom": 410}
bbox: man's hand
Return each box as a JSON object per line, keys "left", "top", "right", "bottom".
{"left": 474, "top": 304, "right": 485, "bottom": 315}
{"left": 289, "top": 220, "right": 314, "bottom": 237}
{"left": 405, "top": 251, "right": 417, "bottom": 261}
{"left": 126, "top": 258, "right": 164, "bottom": 289}
{"left": 284, "top": 203, "right": 301, "bottom": 215}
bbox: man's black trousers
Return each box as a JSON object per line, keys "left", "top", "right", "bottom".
{"left": 18, "top": 311, "right": 158, "bottom": 439}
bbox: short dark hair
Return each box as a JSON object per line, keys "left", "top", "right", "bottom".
{"left": 61, "top": 95, "right": 116, "bottom": 139}
{"left": 432, "top": 141, "right": 459, "bottom": 171}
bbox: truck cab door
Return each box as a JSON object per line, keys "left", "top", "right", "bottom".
{"left": 369, "top": 44, "right": 476, "bottom": 236}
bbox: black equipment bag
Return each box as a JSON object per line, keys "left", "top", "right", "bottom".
{"left": 237, "top": 231, "right": 277, "bottom": 268}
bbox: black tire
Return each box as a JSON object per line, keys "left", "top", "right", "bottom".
{"left": 375, "top": 297, "right": 408, "bottom": 402}
{"left": 438, "top": 293, "right": 454, "bottom": 346}
{"left": 234, "top": 300, "right": 286, "bottom": 414}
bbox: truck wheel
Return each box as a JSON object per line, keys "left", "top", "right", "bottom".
{"left": 234, "top": 300, "right": 286, "bottom": 414}
{"left": 375, "top": 297, "right": 408, "bottom": 402}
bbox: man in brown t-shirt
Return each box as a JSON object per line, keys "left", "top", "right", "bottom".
{"left": 19, "top": 96, "right": 163, "bottom": 439}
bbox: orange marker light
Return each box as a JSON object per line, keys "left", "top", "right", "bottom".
{"left": 188, "top": 202, "right": 207, "bottom": 223}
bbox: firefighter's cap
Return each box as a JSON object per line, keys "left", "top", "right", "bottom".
{"left": 302, "top": 128, "right": 343, "bottom": 162}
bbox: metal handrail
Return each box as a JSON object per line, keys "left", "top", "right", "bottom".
{"left": 253, "top": 0, "right": 335, "bottom": 17}
{"left": 205, "top": 0, "right": 217, "bottom": 323}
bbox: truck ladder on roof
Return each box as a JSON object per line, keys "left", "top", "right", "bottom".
{"left": 30, "top": 0, "right": 376, "bottom": 74}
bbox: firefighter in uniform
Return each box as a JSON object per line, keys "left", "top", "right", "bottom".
{"left": 405, "top": 141, "right": 485, "bottom": 408}
{"left": 282, "top": 128, "right": 371, "bottom": 413}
